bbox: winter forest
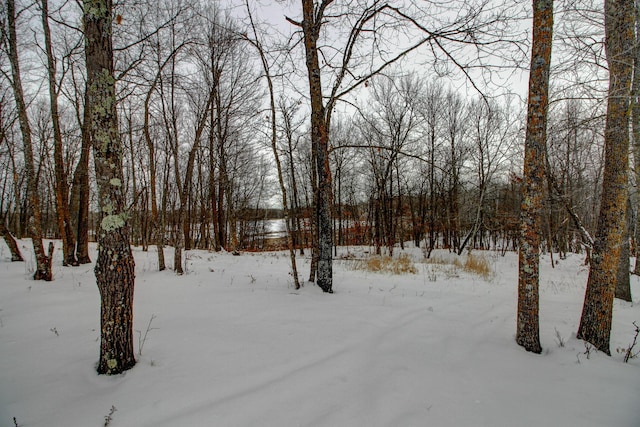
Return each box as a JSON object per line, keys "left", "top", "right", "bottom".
{"left": 1, "top": 0, "right": 639, "bottom": 426}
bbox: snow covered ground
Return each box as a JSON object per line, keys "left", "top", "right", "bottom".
{"left": 1, "top": 240, "right": 639, "bottom": 427}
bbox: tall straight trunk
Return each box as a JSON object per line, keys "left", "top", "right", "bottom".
{"left": 517, "top": 0, "right": 554, "bottom": 354}
{"left": 40, "top": 0, "right": 77, "bottom": 266}
{"left": 84, "top": 0, "right": 136, "bottom": 374}
{"left": 143, "top": 59, "right": 168, "bottom": 271}
{"left": 174, "top": 89, "right": 214, "bottom": 274}
{"left": 301, "top": 0, "right": 333, "bottom": 293}
{"left": 632, "top": 0, "right": 640, "bottom": 275}
{"left": 578, "top": 0, "right": 634, "bottom": 355}
{"left": 5, "top": 0, "right": 52, "bottom": 281}
{"left": 73, "top": 88, "right": 92, "bottom": 264}
{"left": 287, "top": 134, "right": 304, "bottom": 255}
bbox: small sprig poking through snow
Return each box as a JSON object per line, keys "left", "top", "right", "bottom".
{"left": 616, "top": 321, "right": 639, "bottom": 363}
{"left": 50, "top": 327, "right": 59, "bottom": 337}
{"left": 103, "top": 405, "right": 116, "bottom": 427}
{"left": 554, "top": 328, "right": 565, "bottom": 347}
{"left": 13, "top": 416, "right": 19, "bottom": 427}
{"left": 136, "top": 314, "right": 158, "bottom": 356}
{"left": 583, "top": 342, "right": 594, "bottom": 359}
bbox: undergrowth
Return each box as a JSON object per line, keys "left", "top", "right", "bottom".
{"left": 424, "top": 253, "right": 493, "bottom": 279}
{"left": 353, "top": 253, "right": 417, "bottom": 274}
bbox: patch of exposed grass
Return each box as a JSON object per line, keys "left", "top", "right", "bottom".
{"left": 422, "top": 252, "right": 493, "bottom": 280}
{"left": 353, "top": 253, "right": 417, "bottom": 275}
{"left": 463, "top": 253, "right": 492, "bottom": 279}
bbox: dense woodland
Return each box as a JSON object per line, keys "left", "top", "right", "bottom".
{"left": 0, "top": 0, "right": 636, "bottom": 370}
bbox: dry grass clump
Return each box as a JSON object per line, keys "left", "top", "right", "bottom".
{"left": 462, "top": 253, "right": 492, "bottom": 279}
{"left": 422, "top": 252, "right": 493, "bottom": 280}
{"left": 354, "top": 253, "right": 417, "bottom": 275}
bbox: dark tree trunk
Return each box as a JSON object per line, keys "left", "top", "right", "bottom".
{"left": 578, "top": 0, "right": 634, "bottom": 355}
{"left": 84, "top": 0, "right": 136, "bottom": 374}
{"left": 6, "top": 0, "right": 52, "bottom": 281}
{"left": 40, "top": 0, "right": 77, "bottom": 267}
{"left": 70, "top": 87, "right": 92, "bottom": 265}
{"left": 0, "top": 219, "right": 24, "bottom": 261}
{"left": 301, "top": 0, "right": 333, "bottom": 293}
{"left": 517, "top": 0, "right": 554, "bottom": 354}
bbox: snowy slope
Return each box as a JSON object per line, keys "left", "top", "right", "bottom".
{"left": 1, "top": 241, "right": 639, "bottom": 427}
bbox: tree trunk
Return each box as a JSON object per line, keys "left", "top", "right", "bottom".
{"left": 245, "top": 8, "right": 300, "bottom": 288}
{"left": 0, "top": 218, "right": 23, "bottom": 261}
{"left": 517, "top": 0, "right": 554, "bottom": 354}
{"left": 301, "top": 0, "right": 333, "bottom": 293}
{"left": 40, "top": 0, "right": 77, "bottom": 267}
{"left": 84, "top": 0, "right": 136, "bottom": 375}
{"left": 69, "top": 86, "right": 92, "bottom": 265}
{"left": 615, "top": 198, "right": 632, "bottom": 301}
{"left": 632, "top": 0, "right": 640, "bottom": 275}
{"left": 5, "top": 0, "right": 52, "bottom": 281}
{"left": 577, "top": 0, "right": 634, "bottom": 355}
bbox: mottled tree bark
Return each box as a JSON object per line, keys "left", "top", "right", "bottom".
{"left": 84, "top": 0, "right": 136, "bottom": 374}
{"left": 301, "top": 0, "right": 333, "bottom": 293}
{"left": 5, "top": 0, "right": 52, "bottom": 281}
{"left": 632, "top": 0, "right": 640, "bottom": 275}
{"left": 517, "top": 0, "right": 554, "bottom": 354}
{"left": 615, "top": 199, "right": 632, "bottom": 301}
{"left": 578, "top": 0, "right": 634, "bottom": 355}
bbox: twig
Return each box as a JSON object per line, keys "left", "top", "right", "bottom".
{"left": 137, "top": 314, "right": 158, "bottom": 356}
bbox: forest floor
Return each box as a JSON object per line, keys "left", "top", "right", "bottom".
{"left": 1, "top": 241, "right": 639, "bottom": 427}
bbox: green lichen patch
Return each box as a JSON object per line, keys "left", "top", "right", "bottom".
{"left": 101, "top": 214, "right": 125, "bottom": 231}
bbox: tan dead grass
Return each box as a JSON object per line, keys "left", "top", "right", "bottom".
{"left": 353, "top": 253, "right": 417, "bottom": 275}
{"left": 463, "top": 253, "right": 492, "bottom": 279}
{"left": 423, "top": 252, "right": 493, "bottom": 280}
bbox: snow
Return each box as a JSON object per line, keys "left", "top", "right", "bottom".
{"left": 1, "top": 241, "right": 639, "bottom": 427}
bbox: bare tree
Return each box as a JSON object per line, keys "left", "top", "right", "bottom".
{"left": 243, "top": 1, "right": 300, "bottom": 289}
{"left": 2, "top": 0, "right": 53, "bottom": 281}
{"left": 39, "top": 0, "right": 77, "bottom": 266}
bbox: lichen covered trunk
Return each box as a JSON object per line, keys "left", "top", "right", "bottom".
{"left": 517, "top": 0, "right": 554, "bottom": 354}
{"left": 577, "top": 0, "right": 634, "bottom": 355}
{"left": 84, "top": 0, "right": 136, "bottom": 374}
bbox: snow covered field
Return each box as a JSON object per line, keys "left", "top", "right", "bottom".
{"left": 1, "top": 241, "right": 639, "bottom": 427}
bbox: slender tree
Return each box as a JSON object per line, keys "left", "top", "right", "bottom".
{"left": 577, "top": 0, "right": 634, "bottom": 355}
{"left": 517, "top": 0, "right": 554, "bottom": 354}
{"left": 40, "top": 0, "right": 77, "bottom": 266}
{"left": 244, "top": 1, "right": 300, "bottom": 289}
{"left": 3, "top": 0, "right": 53, "bottom": 280}
{"left": 84, "top": 0, "right": 136, "bottom": 374}
{"left": 632, "top": 0, "right": 640, "bottom": 275}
